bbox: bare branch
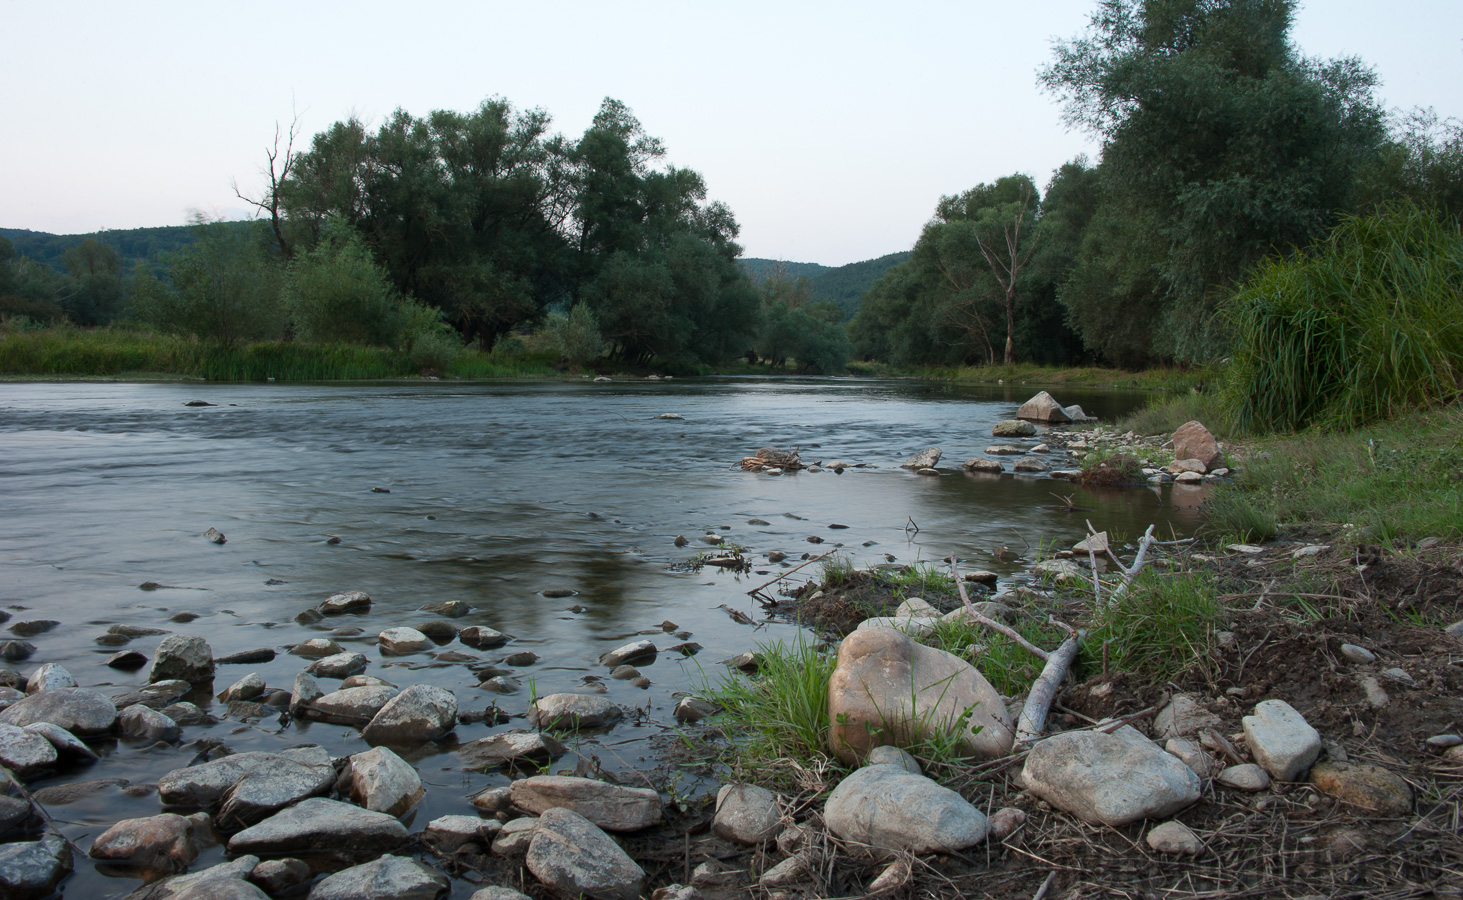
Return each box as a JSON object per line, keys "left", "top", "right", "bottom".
{"left": 950, "top": 558, "right": 1050, "bottom": 661}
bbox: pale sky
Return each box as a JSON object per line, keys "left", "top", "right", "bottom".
{"left": 3, "top": 1, "right": 1460, "bottom": 266}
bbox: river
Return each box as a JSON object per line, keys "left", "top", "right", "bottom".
{"left": 0, "top": 377, "right": 1206, "bottom": 897}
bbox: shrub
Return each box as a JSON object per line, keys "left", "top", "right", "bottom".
{"left": 547, "top": 303, "right": 605, "bottom": 365}
{"left": 284, "top": 222, "right": 405, "bottom": 346}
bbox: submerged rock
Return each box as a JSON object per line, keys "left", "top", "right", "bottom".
{"left": 88, "top": 812, "right": 199, "bottom": 873}
{"left": 900, "top": 448, "right": 941, "bottom": 469}
{"left": 459, "top": 732, "right": 567, "bottom": 770}
{"left": 318, "top": 591, "right": 372, "bottom": 615}
{"left": 118, "top": 705, "right": 181, "bottom": 743}
{"left": 0, "top": 834, "right": 72, "bottom": 900}
{"left": 992, "top": 419, "right": 1036, "bottom": 437}
{"left": 459, "top": 626, "right": 509, "bottom": 649}
{"left": 528, "top": 693, "right": 623, "bottom": 731}
{"left": 149, "top": 635, "right": 214, "bottom": 683}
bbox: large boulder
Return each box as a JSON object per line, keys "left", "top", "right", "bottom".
{"left": 1021, "top": 726, "right": 1201, "bottom": 826}
{"left": 228, "top": 798, "right": 408, "bottom": 857}
{"left": 1015, "top": 391, "right": 1071, "bottom": 424}
{"left": 827, "top": 626, "right": 1014, "bottom": 765}
{"left": 347, "top": 746, "right": 424, "bottom": 817}
{"left": 1172, "top": 420, "right": 1224, "bottom": 469}
{"left": 362, "top": 684, "right": 457, "bottom": 745}
{"left": 149, "top": 636, "right": 215, "bottom": 683}
{"left": 824, "top": 764, "right": 988, "bottom": 853}
{"left": 0, "top": 834, "right": 72, "bottom": 900}
{"left": 306, "top": 854, "right": 448, "bottom": 900}
{"left": 0, "top": 688, "right": 118, "bottom": 736}
{"left": 509, "top": 776, "right": 662, "bottom": 832}
{"left": 525, "top": 808, "right": 644, "bottom": 900}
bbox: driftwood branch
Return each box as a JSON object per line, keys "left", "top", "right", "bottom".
{"left": 950, "top": 558, "right": 1049, "bottom": 662}
{"left": 1110, "top": 523, "right": 1158, "bottom": 600}
{"left": 1015, "top": 629, "right": 1085, "bottom": 748}
{"left": 746, "top": 548, "right": 837, "bottom": 603}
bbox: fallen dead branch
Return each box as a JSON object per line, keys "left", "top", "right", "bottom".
{"left": 950, "top": 557, "right": 1050, "bottom": 661}
{"left": 747, "top": 548, "right": 838, "bottom": 603}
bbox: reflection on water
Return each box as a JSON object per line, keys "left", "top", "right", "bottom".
{"left": 0, "top": 377, "right": 1205, "bottom": 898}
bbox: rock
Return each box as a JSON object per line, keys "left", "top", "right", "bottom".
{"left": 1242, "top": 699, "right": 1321, "bottom": 782}
{"left": 306, "top": 652, "right": 369, "bottom": 679}
{"left": 599, "top": 640, "right": 657, "bottom": 667}
{"left": 0, "top": 834, "right": 72, "bottom": 900}
{"left": 987, "top": 807, "right": 1026, "bottom": 841}
{"left": 985, "top": 444, "right": 1026, "bottom": 455}
{"left": 10, "top": 621, "right": 60, "bottom": 638}
{"left": 867, "top": 744, "right": 922, "bottom": 775}
{"left": 0, "top": 723, "right": 57, "bottom": 777}
{"left": 1339, "top": 643, "right": 1376, "bottom": 664}
{"left": 825, "top": 764, "right": 988, "bottom": 852}
{"left": 318, "top": 591, "right": 372, "bottom": 615}
{"left": 1291, "top": 544, "right": 1330, "bottom": 559}
{"left": 307, "top": 854, "right": 449, "bottom": 900}
{"left": 414, "top": 621, "right": 458, "bottom": 643}
{"left": 112, "top": 681, "right": 189, "bottom": 711}
{"left": 1167, "top": 458, "right": 1207, "bottom": 475}
{"left": 306, "top": 685, "right": 400, "bottom": 725}
{"left": 0, "top": 794, "right": 31, "bottom": 836}
{"left": 1309, "top": 760, "right": 1413, "bottom": 815}
{"left": 348, "top": 746, "right": 424, "bottom": 816}
{"left": 24, "top": 722, "right": 97, "bottom": 760}
{"left": 1022, "top": 726, "right": 1201, "bottom": 826}
{"left": 1146, "top": 820, "right": 1203, "bottom": 855}
{"left": 1013, "top": 458, "right": 1049, "bottom": 473}
{"left": 828, "top": 626, "right": 1014, "bottom": 764}
{"left": 964, "top": 569, "right": 1000, "bottom": 584}
{"left": 1426, "top": 734, "right": 1463, "bottom": 749}
{"left": 1382, "top": 666, "right": 1415, "bottom": 686}
{"left": 760, "top": 850, "right": 816, "bottom": 889}
{"left": 1016, "top": 391, "right": 1071, "bottom": 423}
{"left": 0, "top": 686, "right": 20, "bottom": 711}
{"left": 470, "top": 786, "right": 513, "bottom": 813}
{"left": 129, "top": 855, "right": 266, "bottom": 900}
{"left": 219, "top": 674, "right": 266, "bottom": 704}
{"left": 963, "top": 458, "right": 1004, "bottom": 473}
{"left": 0, "top": 688, "right": 118, "bottom": 736}
{"left": 1154, "top": 694, "right": 1223, "bottom": 739}
{"left": 992, "top": 420, "right": 1036, "bottom": 437}
{"left": 1446, "top": 621, "right": 1463, "bottom": 643}
{"left": 228, "top": 797, "right": 408, "bottom": 857}
{"left": 289, "top": 672, "right": 324, "bottom": 717}
{"left": 491, "top": 817, "right": 540, "bottom": 857}
{"left": 470, "top": 889, "right": 532, "bottom": 900}
{"left": 214, "top": 648, "right": 276, "bottom": 665}
{"left": 25, "top": 664, "right": 76, "bottom": 694}
{"left": 119, "top": 705, "right": 182, "bottom": 743}
{"left": 900, "top": 448, "right": 941, "bottom": 469}
{"left": 204, "top": 527, "right": 226, "bottom": 544}
{"left": 673, "top": 697, "right": 717, "bottom": 722}
{"left": 424, "top": 815, "right": 498, "bottom": 852}
{"left": 650, "top": 886, "right": 701, "bottom": 900}
{"left": 363, "top": 684, "right": 457, "bottom": 744}
{"left": 713, "top": 783, "right": 781, "bottom": 844}
{"left": 378, "top": 627, "right": 433, "bottom": 654}
{"left": 854, "top": 614, "right": 936, "bottom": 638}
{"left": 943, "top": 601, "right": 1016, "bottom": 626}
{"left": 149, "top": 635, "right": 214, "bottom": 683}
{"left": 510, "top": 775, "right": 662, "bottom": 832}
{"left": 502, "top": 651, "right": 538, "bottom": 667}
{"left": 1175, "top": 471, "right": 1204, "bottom": 484}
{"left": 249, "top": 858, "right": 311, "bottom": 895}
{"left": 1072, "top": 532, "right": 1108, "bottom": 555}
{"left": 1032, "top": 558, "right": 1084, "bottom": 584}
{"left": 290, "top": 638, "right": 344, "bottom": 658}
{"left": 1172, "top": 421, "right": 1224, "bottom": 469}
{"left": 1217, "top": 763, "right": 1271, "bottom": 791}
{"left": 89, "top": 813, "right": 198, "bottom": 873}
{"left": 1062, "top": 404, "right": 1096, "bottom": 422}
{"left": 107, "top": 650, "right": 150, "bottom": 670}
{"left": 526, "top": 807, "right": 645, "bottom": 900}
{"left": 459, "top": 626, "right": 510, "bottom": 649}
{"left": 478, "top": 676, "right": 521, "bottom": 694}
{"left": 0, "top": 641, "right": 36, "bottom": 662}
{"left": 159, "top": 746, "right": 334, "bottom": 811}
{"left": 529, "top": 693, "right": 623, "bottom": 731}
{"left": 1164, "top": 738, "right": 1216, "bottom": 778}
{"left": 1360, "top": 675, "right": 1389, "bottom": 708}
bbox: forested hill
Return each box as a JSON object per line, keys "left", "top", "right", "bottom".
{"left": 739, "top": 251, "right": 911, "bottom": 318}
{"left": 1, "top": 224, "right": 206, "bottom": 271}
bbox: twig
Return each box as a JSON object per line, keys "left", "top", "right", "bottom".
{"left": 745, "top": 548, "right": 837, "bottom": 601}
{"left": 1084, "top": 519, "right": 1103, "bottom": 608}
{"left": 905, "top": 516, "right": 920, "bottom": 536}
{"left": 1032, "top": 871, "right": 1057, "bottom": 900}
{"left": 1016, "top": 629, "right": 1085, "bottom": 748}
{"left": 950, "top": 558, "right": 1050, "bottom": 661}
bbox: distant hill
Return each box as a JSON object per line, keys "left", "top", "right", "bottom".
{"left": 739, "top": 251, "right": 911, "bottom": 319}
{"left": 0, "top": 224, "right": 212, "bottom": 271}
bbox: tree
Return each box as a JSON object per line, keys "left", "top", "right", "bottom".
{"left": 234, "top": 112, "right": 303, "bottom": 259}
{"left": 135, "top": 216, "right": 284, "bottom": 346}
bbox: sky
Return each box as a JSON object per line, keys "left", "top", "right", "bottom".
{"left": 3, "top": 1, "right": 1460, "bottom": 267}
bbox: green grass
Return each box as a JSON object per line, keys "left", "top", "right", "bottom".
{"left": 900, "top": 362, "right": 1210, "bottom": 393}
{"left": 700, "top": 635, "right": 837, "bottom": 771}
{"left": 1118, "top": 390, "right": 1234, "bottom": 437}
{"left": 1201, "top": 485, "right": 1280, "bottom": 543}
{"left": 924, "top": 614, "right": 1069, "bottom": 697}
{"left": 876, "top": 562, "right": 955, "bottom": 597}
{"left": 1083, "top": 570, "right": 1221, "bottom": 682}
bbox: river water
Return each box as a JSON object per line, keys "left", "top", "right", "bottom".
{"left": 0, "top": 378, "right": 1207, "bottom": 897}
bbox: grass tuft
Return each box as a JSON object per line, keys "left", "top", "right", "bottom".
{"left": 1084, "top": 570, "right": 1221, "bottom": 682}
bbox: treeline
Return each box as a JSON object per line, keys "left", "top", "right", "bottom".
{"left": 739, "top": 252, "right": 911, "bottom": 319}
{"left": 850, "top": 0, "right": 1463, "bottom": 370}
{"left": 1, "top": 98, "right": 852, "bottom": 375}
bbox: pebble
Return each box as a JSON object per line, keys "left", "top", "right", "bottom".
{"left": 713, "top": 783, "right": 782, "bottom": 844}
{"left": 1382, "top": 667, "right": 1415, "bottom": 686}
{"left": 1146, "top": 820, "right": 1203, "bottom": 855}
{"left": 1360, "top": 675, "right": 1389, "bottom": 708}
{"left": 1217, "top": 764, "right": 1272, "bottom": 792}
{"left": 1425, "top": 734, "right": 1463, "bottom": 749}
{"left": 1338, "top": 643, "right": 1376, "bottom": 664}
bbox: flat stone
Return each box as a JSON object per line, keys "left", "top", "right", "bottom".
{"left": 378, "top": 627, "right": 434, "bottom": 654}
{"left": 123, "top": 855, "right": 265, "bottom": 900}
{"left": 0, "top": 834, "right": 72, "bottom": 900}
{"left": 992, "top": 419, "right": 1036, "bottom": 437}
{"left": 420, "top": 600, "right": 472, "bottom": 618}
{"left": 491, "top": 817, "right": 539, "bottom": 857}
{"left": 1013, "top": 458, "right": 1049, "bottom": 473}
{"left": 1217, "top": 763, "right": 1271, "bottom": 791}
{"left": 828, "top": 626, "right": 1014, "bottom": 764}
{"left": 526, "top": 807, "right": 645, "bottom": 900}
{"left": 306, "top": 854, "right": 449, "bottom": 900}
{"left": 218, "top": 674, "right": 266, "bottom": 704}
{"left": 599, "top": 640, "right": 657, "bottom": 667}
{"left": 119, "top": 705, "right": 182, "bottom": 743}
{"left": 0, "top": 688, "right": 118, "bottom": 736}
{"left": 89, "top": 812, "right": 198, "bottom": 873}
{"left": 424, "top": 815, "right": 498, "bottom": 852}
{"left": 149, "top": 635, "right": 215, "bottom": 683}
{"left": 962, "top": 458, "right": 1004, "bottom": 472}
{"left": 1032, "top": 558, "right": 1084, "bottom": 584}
{"left": 760, "top": 850, "right": 815, "bottom": 889}
{"left": 1426, "top": 734, "right": 1463, "bottom": 749}
{"left": 1360, "top": 675, "right": 1390, "bottom": 708}
{"left": 1242, "top": 699, "right": 1321, "bottom": 782}
{"left": 249, "top": 858, "right": 311, "bottom": 895}
{"left": 528, "top": 693, "right": 623, "bottom": 731}
{"left": 362, "top": 684, "right": 457, "bottom": 745}
{"left": 107, "top": 650, "right": 150, "bottom": 670}
{"left": 1339, "top": 643, "right": 1376, "bottom": 664}
{"left": 1154, "top": 694, "right": 1223, "bottom": 740}
{"left": 509, "top": 775, "right": 662, "bottom": 832}
{"left": 673, "top": 697, "right": 717, "bottom": 722}
{"left": 25, "top": 664, "right": 76, "bottom": 694}
{"left": 290, "top": 639, "right": 344, "bottom": 659}
{"left": 460, "top": 732, "right": 567, "bottom": 770}
{"left": 1146, "top": 820, "right": 1203, "bottom": 855}
{"left": 1310, "top": 760, "right": 1413, "bottom": 816}
{"left": 214, "top": 648, "right": 276, "bottom": 666}
{"left": 158, "top": 746, "right": 334, "bottom": 812}
{"left": 459, "top": 626, "right": 509, "bottom": 649}
{"left": 1022, "top": 726, "right": 1201, "bottom": 827}
{"left": 985, "top": 444, "right": 1027, "bottom": 455}
{"left": 111, "top": 681, "right": 189, "bottom": 711}
{"left": 30, "top": 778, "right": 128, "bottom": 805}
{"left": 825, "top": 764, "right": 988, "bottom": 852}
{"left": 318, "top": 591, "right": 372, "bottom": 615}
{"left": 900, "top": 448, "right": 941, "bottom": 469}
{"left": 305, "top": 685, "right": 400, "bottom": 725}
{"left": 0, "top": 723, "right": 58, "bottom": 777}
{"left": 714, "top": 783, "right": 782, "bottom": 844}
{"left": 1167, "top": 458, "right": 1207, "bottom": 475}
{"left": 24, "top": 722, "right": 97, "bottom": 760}
{"left": 305, "top": 652, "right": 368, "bottom": 679}
{"left": 1072, "top": 532, "right": 1108, "bottom": 555}
{"left": 228, "top": 797, "right": 408, "bottom": 857}
{"left": 347, "top": 746, "right": 424, "bottom": 817}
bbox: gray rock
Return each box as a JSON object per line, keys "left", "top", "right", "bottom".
{"left": 509, "top": 775, "right": 662, "bottom": 832}
{"left": 1242, "top": 699, "right": 1321, "bottom": 782}
{"left": 342, "top": 675, "right": 395, "bottom": 689}
{"left": 0, "top": 794, "right": 31, "bottom": 836}
{"left": 1339, "top": 643, "right": 1376, "bottom": 664}
{"left": 111, "top": 681, "right": 189, "bottom": 711}
{"left": 713, "top": 783, "right": 782, "bottom": 844}
{"left": 0, "top": 686, "right": 20, "bottom": 712}
{"left": 1147, "top": 820, "right": 1203, "bottom": 855}
{"left": 963, "top": 458, "right": 1005, "bottom": 473}
{"left": 469, "top": 889, "right": 532, "bottom": 900}
{"left": 1016, "top": 391, "right": 1071, "bottom": 423}
{"left": 1164, "top": 738, "right": 1216, "bottom": 779}
{"left": 491, "top": 817, "right": 539, "bottom": 857}
{"left": 89, "top": 812, "right": 198, "bottom": 873}
{"left": 149, "top": 635, "right": 214, "bottom": 683}
{"left": 347, "top": 746, "right": 424, "bottom": 817}
{"left": 0, "top": 723, "right": 57, "bottom": 777}
{"left": 759, "top": 850, "right": 816, "bottom": 888}
{"left": 866, "top": 745, "right": 921, "bottom": 775}
{"left": 825, "top": 764, "right": 988, "bottom": 852}
{"left": 501, "top": 651, "right": 538, "bottom": 667}
{"left": 25, "top": 664, "right": 76, "bottom": 695}
{"left": 992, "top": 419, "right": 1036, "bottom": 437}
{"left": 121, "top": 855, "right": 265, "bottom": 900}
{"left": 30, "top": 778, "right": 128, "bottom": 806}
{"left": 23, "top": 722, "right": 97, "bottom": 760}
{"left": 218, "top": 673, "right": 265, "bottom": 704}
{"left": 318, "top": 591, "right": 372, "bottom": 615}
{"left": 1013, "top": 458, "right": 1049, "bottom": 473}
{"left": 0, "top": 641, "right": 36, "bottom": 663}
{"left": 249, "top": 858, "right": 311, "bottom": 895}
{"left": 0, "top": 688, "right": 118, "bottom": 736}
{"left": 1383, "top": 666, "right": 1415, "bottom": 686}
{"left": 1426, "top": 734, "right": 1463, "bottom": 749}
{"left": 529, "top": 693, "right": 623, "bottom": 730}
{"left": 599, "top": 640, "right": 657, "bottom": 667}
{"left": 420, "top": 600, "right": 471, "bottom": 618}
{"left": 214, "top": 648, "right": 276, "bottom": 666}
{"left": 158, "top": 747, "right": 334, "bottom": 812}
{"left": 307, "top": 854, "right": 448, "bottom": 900}
{"left": 304, "top": 685, "right": 400, "bottom": 725}
{"left": 228, "top": 797, "right": 408, "bottom": 856}
{"left": 673, "top": 697, "right": 717, "bottom": 722}
{"left": 1360, "top": 675, "right": 1390, "bottom": 708}
{"left": 205, "top": 527, "right": 226, "bottom": 544}
{"left": 470, "top": 786, "right": 513, "bottom": 813}
{"left": 0, "top": 834, "right": 72, "bottom": 900}
{"left": 290, "top": 638, "right": 343, "bottom": 658}
{"left": 1154, "top": 693, "right": 1223, "bottom": 740}
{"left": 460, "top": 731, "right": 567, "bottom": 770}
{"left": 378, "top": 627, "right": 434, "bottom": 654}
{"left": 477, "top": 676, "right": 521, "bottom": 694}
{"left": 119, "top": 705, "right": 182, "bottom": 743}
{"left": 415, "top": 620, "right": 458, "bottom": 642}
{"left": 362, "top": 684, "right": 457, "bottom": 745}
{"left": 526, "top": 807, "right": 645, "bottom": 900}
{"left": 424, "top": 815, "right": 498, "bottom": 851}
{"left": 1062, "top": 404, "right": 1096, "bottom": 423}
{"left": 107, "top": 650, "right": 150, "bottom": 670}
{"left": 305, "top": 652, "right": 369, "bottom": 680}
{"left": 459, "top": 626, "right": 510, "bottom": 649}
{"left": 1022, "top": 726, "right": 1201, "bottom": 826}
{"left": 1217, "top": 763, "right": 1272, "bottom": 791}
{"left": 900, "top": 448, "right": 942, "bottom": 469}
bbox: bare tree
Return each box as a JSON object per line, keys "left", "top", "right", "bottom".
{"left": 233, "top": 111, "right": 303, "bottom": 259}
{"left": 974, "top": 182, "right": 1040, "bottom": 365}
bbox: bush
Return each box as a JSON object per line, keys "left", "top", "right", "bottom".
{"left": 284, "top": 222, "right": 405, "bottom": 346}
{"left": 138, "top": 218, "right": 285, "bottom": 347}
{"left": 547, "top": 303, "right": 605, "bottom": 364}
{"left": 1223, "top": 202, "right": 1463, "bottom": 432}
